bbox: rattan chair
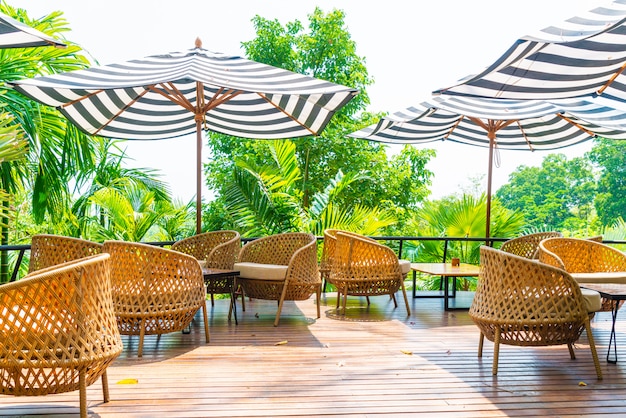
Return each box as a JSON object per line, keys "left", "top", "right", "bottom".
{"left": 0, "top": 253, "right": 123, "bottom": 418}
{"left": 328, "top": 231, "right": 411, "bottom": 316}
{"left": 103, "top": 241, "right": 209, "bottom": 357}
{"left": 470, "top": 246, "right": 602, "bottom": 379}
{"left": 538, "top": 237, "right": 626, "bottom": 311}
{"left": 172, "top": 230, "right": 241, "bottom": 306}
{"left": 499, "top": 231, "right": 562, "bottom": 259}
{"left": 234, "top": 232, "right": 320, "bottom": 326}
{"left": 28, "top": 234, "right": 103, "bottom": 273}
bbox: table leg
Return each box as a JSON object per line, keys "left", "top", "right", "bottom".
{"left": 607, "top": 300, "right": 619, "bottom": 363}
{"left": 412, "top": 271, "right": 416, "bottom": 298}
{"left": 444, "top": 277, "right": 450, "bottom": 311}
{"left": 228, "top": 277, "right": 238, "bottom": 325}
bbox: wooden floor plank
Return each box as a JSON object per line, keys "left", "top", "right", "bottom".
{"left": 1, "top": 291, "right": 626, "bottom": 417}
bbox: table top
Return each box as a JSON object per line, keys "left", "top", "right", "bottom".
{"left": 579, "top": 283, "right": 626, "bottom": 299}
{"left": 202, "top": 268, "right": 240, "bottom": 278}
{"left": 411, "top": 263, "right": 480, "bottom": 277}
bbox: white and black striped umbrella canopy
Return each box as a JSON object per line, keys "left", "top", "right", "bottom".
{"left": 350, "top": 95, "right": 626, "bottom": 238}
{"left": 11, "top": 41, "right": 358, "bottom": 233}
{"left": 0, "top": 12, "right": 66, "bottom": 49}
{"left": 433, "top": 0, "right": 626, "bottom": 101}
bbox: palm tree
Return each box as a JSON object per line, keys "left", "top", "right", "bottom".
{"left": 222, "top": 139, "right": 396, "bottom": 237}
{"left": 71, "top": 139, "right": 171, "bottom": 236}
{"left": 84, "top": 184, "right": 185, "bottom": 243}
{"left": 0, "top": 6, "right": 99, "bottom": 281}
{"left": 413, "top": 194, "right": 525, "bottom": 290}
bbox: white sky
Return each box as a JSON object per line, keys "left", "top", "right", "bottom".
{"left": 11, "top": 0, "right": 605, "bottom": 202}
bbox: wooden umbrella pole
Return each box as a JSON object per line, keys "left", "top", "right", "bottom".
{"left": 485, "top": 130, "right": 496, "bottom": 245}
{"left": 195, "top": 116, "right": 202, "bottom": 234}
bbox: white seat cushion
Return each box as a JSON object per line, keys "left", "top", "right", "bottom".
{"left": 580, "top": 288, "right": 602, "bottom": 313}
{"left": 398, "top": 259, "right": 411, "bottom": 275}
{"left": 571, "top": 272, "right": 626, "bottom": 284}
{"left": 234, "top": 262, "right": 288, "bottom": 281}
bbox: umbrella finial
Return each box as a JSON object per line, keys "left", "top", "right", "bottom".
{"left": 195, "top": 37, "right": 202, "bottom": 49}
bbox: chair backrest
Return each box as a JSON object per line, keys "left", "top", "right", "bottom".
{"left": 0, "top": 253, "right": 122, "bottom": 396}
{"left": 172, "top": 230, "right": 241, "bottom": 269}
{"left": 28, "top": 234, "right": 103, "bottom": 273}
{"left": 499, "top": 231, "right": 562, "bottom": 259}
{"left": 103, "top": 240, "right": 206, "bottom": 334}
{"left": 332, "top": 231, "right": 401, "bottom": 280}
{"left": 471, "top": 246, "right": 588, "bottom": 335}
{"left": 238, "top": 232, "right": 316, "bottom": 266}
{"left": 538, "top": 237, "right": 626, "bottom": 273}
{"left": 320, "top": 230, "right": 376, "bottom": 272}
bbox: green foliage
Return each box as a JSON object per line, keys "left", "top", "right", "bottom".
{"left": 222, "top": 139, "right": 396, "bottom": 237}
{"left": 205, "top": 8, "right": 434, "bottom": 234}
{"left": 589, "top": 138, "right": 626, "bottom": 227}
{"left": 496, "top": 153, "right": 596, "bottom": 234}
{"left": 410, "top": 194, "right": 524, "bottom": 291}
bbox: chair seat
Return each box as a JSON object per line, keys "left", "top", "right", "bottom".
{"left": 581, "top": 288, "right": 602, "bottom": 313}
{"left": 399, "top": 259, "right": 411, "bottom": 275}
{"left": 571, "top": 272, "right": 626, "bottom": 284}
{"left": 234, "top": 262, "right": 288, "bottom": 281}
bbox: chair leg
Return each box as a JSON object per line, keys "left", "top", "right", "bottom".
{"left": 210, "top": 293, "right": 215, "bottom": 307}
{"left": 274, "top": 285, "right": 289, "bottom": 327}
{"left": 101, "top": 369, "right": 110, "bottom": 403}
{"left": 202, "top": 302, "right": 210, "bottom": 343}
{"left": 316, "top": 286, "right": 321, "bottom": 319}
{"left": 366, "top": 296, "right": 370, "bottom": 305}
{"left": 79, "top": 370, "right": 87, "bottom": 418}
{"left": 478, "top": 333, "right": 484, "bottom": 357}
{"left": 390, "top": 293, "right": 398, "bottom": 308}
{"left": 401, "top": 283, "right": 410, "bottom": 316}
{"left": 240, "top": 285, "right": 246, "bottom": 312}
{"left": 492, "top": 328, "right": 500, "bottom": 376}
{"left": 585, "top": 319, "right": 603, "bottom": 380}
{"left": 138, "top": 319, "right": 146, "bottom": 358}
{"left": 567, "top": 343, "right": 576, "bottom": 360}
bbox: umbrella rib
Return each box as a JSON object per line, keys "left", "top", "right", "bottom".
{"left": 202, "top": 87, "right": 243, "bottom": 112}
{"left": 65, "top": 88, "right": 153, "bottom": 136}
{"left": 514, "top": 120, "right": 535, "bottom": 151}
{"left": 257, "top": 92, "right": 317, "bottom": 136}
{"left": 147, "top": 83, "right": 195, "bottom": 113}
{"left": 597, "top": 62, "right": 626, "bottom": 95}
{"left": 444, "top": 117, "right": 464, "bottom": 140}
{"left": 556, "top": 113, "right": 595, "bottom": 137}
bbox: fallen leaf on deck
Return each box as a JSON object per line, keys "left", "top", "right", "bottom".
{"left": 401, "top": 350, "right": 413, "bottom": 355}
{"left": 578, "top": 381, "right": 587, "bottom": 386}
{"left": 274, "top": 340, "right": 288, "bottom": 345}
{"left": 117, "top": 378, "right": 138, "bottom": 385}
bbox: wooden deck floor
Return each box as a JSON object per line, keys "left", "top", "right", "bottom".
{"left": 2, "top": 291, "right": 626, "bottom": 417}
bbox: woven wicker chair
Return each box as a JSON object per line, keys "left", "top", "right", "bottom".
{"left": 319, "top": 229, "right": 374, "bottom": 292}
{"left": 329, "top": 231, "right": 411, "bottom": 315}
{"left": 499, "top": 231, "right": 562, "bottom": 259}
{"left": 470, "top": 246, "right": 602, "bottom": 379}
{"left": 0, "top": 253, "right": 123, "bottom": 418}
{"left": 28, "top": 234, "right": 103, "bottom": 273}
{"left": 172, "top": 230, "right": 241, "bottom": 306}
{"left": 538, "top": 237, "right": 626, "bottom": 311}
{"left": 234, "top": 232, "right": 320, "bottom": 326}
{"left": 103, "top": 241, "right": 209, "bottom": 357}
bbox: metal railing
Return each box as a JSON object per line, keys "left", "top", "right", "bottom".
{"left": 5, "top": 236, "right": 625, "bottom": 283}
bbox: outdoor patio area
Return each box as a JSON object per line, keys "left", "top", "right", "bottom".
{"left": 1, "top": 291, "right": 625, "bottom": 417}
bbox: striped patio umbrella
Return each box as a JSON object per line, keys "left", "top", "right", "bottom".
{"left": 350, "top": 95, "right": 626, "bottom": 239}
{"left": 0, "top": 12, "right": 66, "bottom": 49}
{"left": 433, "top": 0, "right": 626, "bottom": 101}
{"left": 10, "top": 39, "right": 358, "bottom": 233}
